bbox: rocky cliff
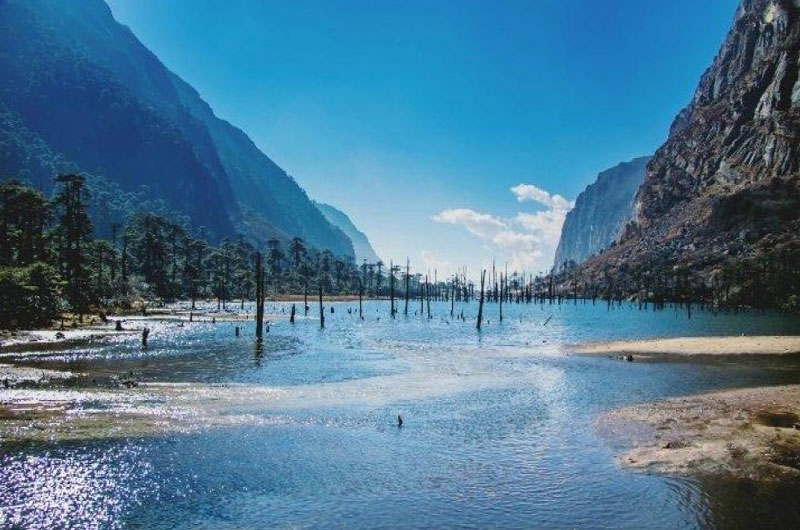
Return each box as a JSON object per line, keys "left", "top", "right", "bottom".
{"left": 581, "top": 0, "right": 800, "bottom": 302}
{"left": 553, "top": 156, "right": 649, "bottom": 269}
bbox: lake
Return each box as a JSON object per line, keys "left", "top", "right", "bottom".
{"left": 2, "top": 300, "right": 800, "bottom": 529}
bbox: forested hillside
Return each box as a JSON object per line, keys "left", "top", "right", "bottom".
{"left": 0, "top": 0, "right": 353, "bottom": 256}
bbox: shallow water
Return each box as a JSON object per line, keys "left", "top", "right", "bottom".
{"left": 2, "top": 300, "right": 800, "bottom": 529}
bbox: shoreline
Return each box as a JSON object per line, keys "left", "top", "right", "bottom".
{"left": 585, "top": 335, "right": 800, "bottom": 479}
{"left": 0, "top": 296, "right": 386, "bottom": 353}
{"left": 575, "top": 335, "right": 800, "bottom": 359}
{"left": 597, "top": 384, "right": 800, "bottom": 480}
{"left": 0, "top": 304, "right": 298, "bottom": 355}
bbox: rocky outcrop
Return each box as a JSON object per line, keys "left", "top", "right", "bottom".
{"left": 581, "top": 0, "right": 800, "bottom": 298}
{"left": 553, "top": 157, "right": 649, "bottom": 269}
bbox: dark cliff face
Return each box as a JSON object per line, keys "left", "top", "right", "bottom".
{"left": 634, "top": 0, "right": 800, "bottom": 237}
{"left": 553, "top": 157, "right": 649, "bottom": 269}
{"left": 0, "top": 0, "right": 354, "bottom": 256}
{"left": 587, "top": 0, "right": 800, "bottom": 276}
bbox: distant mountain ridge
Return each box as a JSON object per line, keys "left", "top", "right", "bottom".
{"left": 553, "top": 156, "right": 650, "bottom": 268}
{"left": 0, "top": 0, "right": 354, "bottom": 256}
{"left": 314, "top": 202, "right": 381, "bottom": 264}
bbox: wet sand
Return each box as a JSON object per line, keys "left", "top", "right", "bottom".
{"left": 576, "top": 336, "right": 800, "bottom": 358}
{"left": 598, "top": 385, "right": 800, "bottom": 480}
{"left": 588, "top": 335, "right": 800, "bottom": 479}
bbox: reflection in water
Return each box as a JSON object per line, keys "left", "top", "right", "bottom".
{"left": 253, "top": 337, "right": 263, "bottom": 367}
{"left": 695, "top": 474, "right": 800, "bottom": 529}
{"left": 1, "top": 301, "right": 800, "bottom": 529}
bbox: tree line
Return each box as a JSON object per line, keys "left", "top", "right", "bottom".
{"left": 5, "top": 174, "right": 796, "bottom": 331}
{"left": 0, "top": 175, "right": 434, "bottom": 329}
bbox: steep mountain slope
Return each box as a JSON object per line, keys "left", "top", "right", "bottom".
{"left": 0, "top": 0, "right": 353, "bottom": 256}
{"left": 553, "top": 156, "right": 649, "bottom": 268}
{"left": 582, "top": 0, "right": 800, "bottom": 290}
{"left": 167, "top": 76, "right": 352, "bottom": 254}
{"left": 314, "top": 202, "right": 381, "bottom": 264}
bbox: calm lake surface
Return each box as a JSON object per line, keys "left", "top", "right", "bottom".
{"left": 2, "top": 300, "right": 800, "bottom": 529}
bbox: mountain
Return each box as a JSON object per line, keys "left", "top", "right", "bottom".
{"left": 581, "top": 0, "right": 800, "bottom": 292}
{"left": 314, "top": 202, "right": 381, "bottom": 264}
{"left": 0, "top": 0, "right": 354, "bottom": 256}
{"left": 553, "top": 156, "right": 649, "bottom": 268}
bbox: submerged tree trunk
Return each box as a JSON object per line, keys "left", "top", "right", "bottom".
{"left": 426, "top": 276, "right": 431, "bottom": 319}
{"left": 390, "top": 260, "right": 395, "bottom": 318}
{"left": 450, "top": 278, "right": 455, "bottom": 317}
{"left": 477, "top": 269, "right": 486, "bottom": 330}
{"left": 319, "top": 285, "right": 325, "bottom": 329}
{"left": 499, "top": 272, "right": 504, "bottom": 322}
{"left": 359, "top": 278, "right": 364, "bottom": 320}
{"left": 404, "top": 258, "right": 410, "bottom": 316}
{"left": 255, "top": 252, "right": 264, "bottom": 339}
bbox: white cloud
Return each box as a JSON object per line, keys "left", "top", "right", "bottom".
{"left": 510, "top": 183, "right": 574, "bottom": 212}
{"left": 431, "top": 209, "right": 506, "bottom": 239}
{"left": 432, "top": 183, "right": 573, "bottom": 274}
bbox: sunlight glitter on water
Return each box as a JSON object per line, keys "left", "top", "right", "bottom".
{"left": 2, "top": 301, "right": 800, "bottom": 528}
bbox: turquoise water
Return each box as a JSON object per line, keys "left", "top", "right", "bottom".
{"left": 2, "top": 300, "right": 800, "bottom": 529}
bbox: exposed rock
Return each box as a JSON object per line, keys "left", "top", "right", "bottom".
{"left": 579, "top": 0, "right": 800, "bottom": 305}
{"left": 554, "top": 156, "right": 650, "bottom": 268}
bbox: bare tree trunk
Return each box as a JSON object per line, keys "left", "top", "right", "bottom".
{"left": 390, "top": 260, "right": 395, "bottom": 318}
{"left": 255, "top": 252, "right": 264, "bottom": 339}
{"left": 477, "top": 269, "right": 486, "bottom": 330}
{"left": 404, "top": 258, "right": 410, "bottom": 316}
{"left": 359, "top": 278, "right": 364, "bottom": 320}
{"left": 499, "top": 272, "right": 504, "bottom": 322}
{"left": 319, "top": 284, "right": 325, "bottom": 329}
{"left": 426, "top": 276, "right": 431, "bottom": 319}
{"left": 420, "top": 277, "right": 424, "bottom": 315}
{"left": 450, "top": 278, "right": 455, "bottom": 317}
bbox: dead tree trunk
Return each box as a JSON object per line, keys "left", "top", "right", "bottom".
{"left": 304, "top": 279, "right": 309, "bottom": 316}
{"left": 404, "top": 258, "right": 410, "bottom": 316}
{"left": 477, "top": 269, "right": 486, "bottom": 330}
{"left": 450, "top": 278, "right": 455, "bottom": 317}
{"left": 319, "top": 284, "right": 325, "bottom": 329}
{"left": 420, "top": 278, "right": 424, "bottom": 315}
{"left": 255, "top": 252, "right": 264, "bottom": 339}
{"left": 499, "top": 272, "right": 504, "bottom": 322}
{"left": 426, "top": 276, "right": 431, "bottom": 319}
{"left": 390, "top": 260, "right": 395, "bottom": 318}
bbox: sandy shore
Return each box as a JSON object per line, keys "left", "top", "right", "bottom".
{"left": 597, "top": 384, "right": 800, "bottom": 479}
{"left": 576, "top": 335, "right": 800, "bottom": 358}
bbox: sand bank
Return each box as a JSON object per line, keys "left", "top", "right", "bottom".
{"left": 597, "top": 384, "right": 800, "bottom": 479}
{"left": 576, "top": 336, "right": 800, "bottom": 358}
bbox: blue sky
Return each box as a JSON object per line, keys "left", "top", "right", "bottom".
{"left": 106, "top": 0, "right": 738, "bottom": 278}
